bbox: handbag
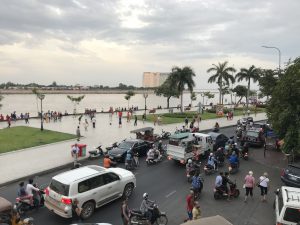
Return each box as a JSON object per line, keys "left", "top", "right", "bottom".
{"left": 243, "top": 184, "right": 246, "bottom": 189}
{"left": 257, "top": 177, "right": 266, "bottom": 187}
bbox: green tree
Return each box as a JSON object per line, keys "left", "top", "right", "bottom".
{"left": 169, "top": 66, "right": 196, "bottom": 112}
{"left": 201, "top": 92, "right": 215, "bottom": 105}
{"left": 155, "top": 79, "right": 179, "bottom": 108}
{"left": 258, "top": 69, "right": 278, "bottom": 100}
{"left": 267, "top": 57, "right": 300, "bottom": 155}
{"left": 51, "top": 81, "right": 57, "bottom": 87}
{"left": 67, "top": 95, "right": 85, "bottom": 115}
{"left": 124, "top": 90, "right": 135, "bottom": 109}
{"left": 219, "top": 83, "right": 230, "bottom": 104}
{"left": 207, "top": 61, "right": 236, "bottom": 104}
{"left": 232, "top": 85, "right": 247, "bottom": 104}
{"left": 235, "top": 65, "right": 260, "bottom": 109}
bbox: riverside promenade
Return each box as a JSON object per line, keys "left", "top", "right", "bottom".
{"left": 0, "top": 112, "right": 267, "bottom": 185}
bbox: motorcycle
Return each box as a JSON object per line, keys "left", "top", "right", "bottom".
{"left": 186, "top": 163, "right": 201, "bottom": 182}
{"left": 146, "top": 154, "right": 162, "bottom": 165}
{"left": 204, "top": 164, "right": 216, "bottom": 175}
{"left": 130, "top": 203, "right": 168, "bottom": 225}
{"left": 160, "top": 130, "right": 171, "bottom": 140}
{"left": 228, "top": 163, "right": 239, "bottom": 174}
{"left": 214, "top": 181, "right": 240, "bottom": 200}
{"left": 15, "top": 187, "right": 45, "bottom": 216}
{"left": 88, "top": 145, "right": 104, "bottom": 159}
{"left": 105, "top": 142, "right": 118, "bottom": 151}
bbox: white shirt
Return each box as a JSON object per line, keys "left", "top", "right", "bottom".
{"left": 92, "top": 117, "right": 96, "bottom": 123}
{"left": 26, "top": 183, "right": 39, "bottom": 195}
{"left": 72, "top": 146, "right": 79, "bottom": 154}
{"left": 259, "top": 176, "right": 270, "bottom": 187}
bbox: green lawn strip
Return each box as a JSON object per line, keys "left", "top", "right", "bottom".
{"left": 0, "top": 126, "right": 76, "bottom": 153}
{"left": 137, "top": 107, "right": 265, "bottom": 125}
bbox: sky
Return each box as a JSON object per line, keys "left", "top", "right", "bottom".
{"left": 0, "top": 0, "right": 299, "bottom": 89}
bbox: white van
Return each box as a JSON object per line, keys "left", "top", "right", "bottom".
{"left": 190, "top": 133, "right": 213, "bottom": 154}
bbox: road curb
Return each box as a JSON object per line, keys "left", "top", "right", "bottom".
{"left": 0, "top": 119, "right": 266, "bottom": 187}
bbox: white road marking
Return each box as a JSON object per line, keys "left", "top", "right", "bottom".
{"left": 165, "top": 190, "right": 176, "bottom": 198}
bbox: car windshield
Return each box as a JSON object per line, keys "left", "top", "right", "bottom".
{"left": 246, "top": 131, "right": 259, "bottom": 138}
{"left": 50, "top": 179, "right": 70, "bottom": 196}
{"left": 283, "top": 207, "right": 300, "bottom": 223}
{"left": 118, "top": 141, "right": 134, "bottom": 149}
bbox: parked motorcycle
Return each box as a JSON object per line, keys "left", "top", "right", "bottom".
{"left": 15, "top": 186, "right": 45, "bottom": 215}
{"left": 88, "top": 145, "right": 104, "bottom": 159}
{"left": 105, "top": 142, "right": 118, "bottom": 151}
{"left": 130, "top": 203, "right": 168, "bottom": 225}
{"left": 214, "top": 181, "right": 240, "bottom": 200}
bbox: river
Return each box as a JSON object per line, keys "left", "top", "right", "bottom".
{"left": 0, "top": 93, "right": 228, "bottom": 116}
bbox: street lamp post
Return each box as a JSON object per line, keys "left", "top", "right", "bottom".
{"left": 143, "top": 92, "right": 148, "bottom": 119}
{"left": 262, "top": 45, "right": 281, "bottom": 76}
{"left": 38, "top": 94, "right": 45, "bottom": 131}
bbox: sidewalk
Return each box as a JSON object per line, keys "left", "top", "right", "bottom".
{"left": 0, "top": 112, "right": 267, "bottom": 185}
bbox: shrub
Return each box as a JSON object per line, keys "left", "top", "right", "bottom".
{"left": 163, "top": 113, "right": 196, "bottom": 118}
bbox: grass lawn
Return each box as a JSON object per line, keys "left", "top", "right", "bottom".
{"left": 137, "top": 107, "right": 265, "bottom": 124}
{"left": 0, "top": 126, "right": 76, "bottom": 154}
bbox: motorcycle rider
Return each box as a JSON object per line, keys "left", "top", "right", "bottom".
{"left": 125, "top": 150, "right": 133, "bottom": 168}
{"left": 215, "top": 172, "right": 223, "bottom": 191}
{"left": 213, "top": 122, "right": 220, "bottom": 132}
{"left": 158, "top": 140, "right": 163, "bottom": 152}
{"left": 191, "top": 171, "right": 203, "bottom": 197}
{"left": 147, "top": 146, "right": 155, "bottom": 163}
{"left": 103, "top": 154, "right": 115, "bottom": 168}
{"left": 207, "top": 153, "right": 217, "bottom": 170}
{"left": 140, "top": 193, "right": 154, "bottom": 225}
{"left": 221, "top": 172, "right": 233, "bottom": 197}
{"left": 232, "top": 143, "right": 239, "bottom": 157}
{"left": 227, "top": 136, "right": 235, "bottom": 145}
{"left": 25, "top": 178, "right": 40, "bottom": 206}
{"left": 153, "top": 148, "right": 161, "bottom": 162}
{"left": 215, "top": 148, "right": 225, "bottom": 165}
{"left": 229, "top": 152, "right": 239, "bottom": 170}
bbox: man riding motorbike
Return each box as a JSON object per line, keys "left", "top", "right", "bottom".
{"left": 140, "top": 193, "right": 154, "bottom": 225}
{"left": 191, "top": 171, "right": 203, "bottom": 197}
{"left": 25, "top": 179, "right": 40, "bottom": 206}
{"left": 207, "top": 153, "right": 217, "bottom": 170}
{"left": 229, "top": 152, "right": 239, "bottom": 169}
{"left": 146, "top": 146, "right": 155, "bottom": 164}
{"left": 221, "top": 172, "right": 233, "bottom": 195}
{"left": 215, "top": 148, "right": 225, "bottom": 165}
{"left": 215, "top": 172, "right": 223, "bottom": 191}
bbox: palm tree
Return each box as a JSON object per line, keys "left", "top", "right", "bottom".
{"left": 124, "top": 91, "right": 135, "bottom": 109}
{"left": 190, "top": 92, "right": 197, "bottom": 107}
{"left": 235, "top": 65, "right": 260, "bottom": 109}
{"left": 67, "top": 95, "right": 85, "bottom": 115}
{"left": 169, "top": 66, "right": 196, "bottom": 112}
{"left": 207, "top": 61, "right": 236, "bottom": 104}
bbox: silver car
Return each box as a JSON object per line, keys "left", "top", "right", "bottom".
{"left": 44, "top": 165, "right": 136, "bottom": 219}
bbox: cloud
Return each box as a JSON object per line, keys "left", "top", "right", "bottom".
{"left": 0, "top": 0, "right": 299, "bottom": 86}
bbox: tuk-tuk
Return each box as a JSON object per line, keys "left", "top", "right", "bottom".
{"left": 130, "top": 127, "right": 159, "bottom": 142}
{"left": 167, "top": 133, "right": 202, "bottom": 164}
{"left": 0, "top": 197, "right": 33, "bottom": 225}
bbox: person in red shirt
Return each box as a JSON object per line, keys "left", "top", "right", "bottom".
{"left": 186, "top": 190, "right": 194, "bottom": 221}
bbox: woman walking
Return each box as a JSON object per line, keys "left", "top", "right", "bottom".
{"left": 258, "top": 172, "right": 270, "bottom": 202}
{"left": 243, "top": 171, "right": 255, "bottom": 202}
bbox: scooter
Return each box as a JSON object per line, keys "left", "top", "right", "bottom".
{"left": 204, "top": 164, "right": 216, "bottom": 175}
{"left": 214, "top": 181, "right": 240, "bottom": 200}
{"left": 15, "top": 186, "right": 45, "bottom": 216}
{"left": 88, "top": 145, "right": 104, "bottom": 159}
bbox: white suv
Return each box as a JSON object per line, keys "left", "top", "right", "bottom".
{"left": 274, "top": 186, "right": 300, "bottom": 225}
{"left": 44, "top": 165, "right": 136, "bottom": 219}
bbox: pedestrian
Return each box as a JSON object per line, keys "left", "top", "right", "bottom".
{"left": 157, "top": 115, "right": 162, "bottom": 125}
{"left": 92, "top": 116, "right": 96, "bottom": 128}
{"left": 118, "top": 111, "right": 123, "bottom": 128}
{"left": 186, "top": 190, "right": 194, "bottom": 221}
{"left": 134, "top": 115, "right": 137, "bottom": 126}
{"left": 243, "top": 171, "right": 255, "bottom": 203}
{"left": 192, "top": 201, "right": 201, "bottom": 220}
{"left": 247, "top": 109, "right": 250, "bottom": 116}
{"left": 226, "top": 112, "right": 229, "bottom": 120}
{"left": 72, "top": 198, "right": 82, "bottom": 223}
{"left": 7, "top": 117, "right": 11, "bottom": 128}
{"left": 258, "top": 172, "right": 270, "bottom": 202}
{"left": 153, "top": 115, "right": 157, "bottom": 126}
{"left": 127, "top": 111, "right": 130, "bottom": 122}
{"left": 78, "top": 114, "right": 83, "bottom": 124}
{"left": 76, "top": 126, "right": 81, "bottom": 141}
{"left": 185, "top": 117, "right": 189, "bottom": 127}
{"left": 142, "top": 113, "right": 146, "bottom": 124}
{"left": 121, "top": 198, "right": 131, "bottom": 225}
{"left": 84, "top": 119, "right": 89, "bottom": 131}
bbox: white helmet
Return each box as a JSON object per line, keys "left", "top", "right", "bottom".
{"left": 210, "top": 153, "right": 213, "bottom": 156}
{"left": 143, "top": 193, "right": 148, "bottom": 200}
{"left": 188, "top": 159, "right": 192, "bottom": 164}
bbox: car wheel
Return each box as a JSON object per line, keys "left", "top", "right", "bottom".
{"left": 81, "top": 201, "right": 95, "bottom": 219}
{"left": 123, "top": 183, "right": 134, "bottom": 198}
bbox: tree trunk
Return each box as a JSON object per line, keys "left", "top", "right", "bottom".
{"left": 246, "top": 79, "right": 250, "bottom": 110}
{"left": 237, "top": 97, "right": 243, "bottom": 104}
{"left": 167, "top": 96, "right": 171, "bottom": 109}
{"left": 180, "top": 92, "right": 183, "bottom": 113}
{"left": 219, "top": 83, "right": 222, "bottom": 104}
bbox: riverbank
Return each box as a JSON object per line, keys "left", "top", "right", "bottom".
{"left": 0, "top": 89, "right": 155, "bottom": 94}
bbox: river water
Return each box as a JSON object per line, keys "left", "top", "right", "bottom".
{"left": 0, "top": 93, "right": 226, "bottom": 116}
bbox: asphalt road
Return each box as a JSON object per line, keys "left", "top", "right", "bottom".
{"left": 0, "top": 126, "right": 282, "bottom": 225}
